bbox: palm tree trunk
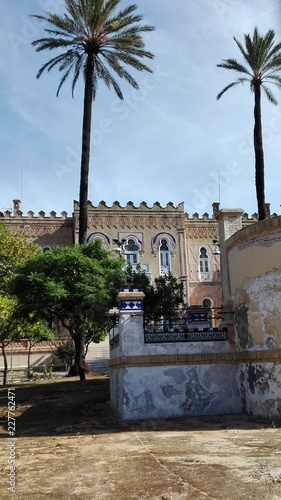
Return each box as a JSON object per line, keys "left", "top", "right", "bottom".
{"left": 253, "top": 83, "right": 266, "bottom": 220}
{"left": 79, "top": 54, "right": 94, "bottom": 244}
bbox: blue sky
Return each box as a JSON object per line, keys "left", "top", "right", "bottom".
{"left": 1, "top": 0, "right": 281, "bottom": 217}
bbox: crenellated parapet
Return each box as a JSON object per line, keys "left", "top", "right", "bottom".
{"left": 1, "top": 200, "right": 74, "bottom": 246}
{"left": 74, "top": 199, "right": 184, "bottom": 212}
{"left": 0, "top": 210, "right": 70, "bottom": 220}
{"left": 185, "top": 203, "right": 220, "bottom": 240}
{"left": 74, "top": 200, "right": 186, "bottom": 231}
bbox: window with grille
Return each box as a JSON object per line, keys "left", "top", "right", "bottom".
{"left": 199, "top": 247, "right": 211, "bottom": 281}
{"left": 159, "top": 238, "right": 171, "bottom": 275}
{"left": 124, "top": 238, "right": 140, "bottom": 265}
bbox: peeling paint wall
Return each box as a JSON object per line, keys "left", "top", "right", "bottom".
{"left": 239, "top": 363, "right": 281, "bottom": 418}
{"left": 233, "top": 269, "right": 281, "bottom": 350}
{"left": 224, "top": 216, "right": 281, "bottom": 418}
{"left": 110, "top": 239, "right": 281, "bottom": 421}
{"left": 110, "top": 291, "right": 241, "bottom": 421}
{"left": 112, "top": 364, "right": 242, "bottom": 421}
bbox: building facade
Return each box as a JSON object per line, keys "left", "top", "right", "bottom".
{"left": 1, "top": 199, "right": 224, "bottom": 308}
{"left": 2, "top": 199, "right": 276, "bottom": 379}
{"left": 217, "top": 210, "right": 281, "bottom": 418}
{"left": 1, "top": 198, "right": 267, "bottom": 309}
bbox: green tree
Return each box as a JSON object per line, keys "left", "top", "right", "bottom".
{"left": 0, "top": 223, "right": 41, "bottom": 293}
{"left": 54, "top": 340, "right": 76, "bottom": 372}
{"left": 124, "top": 266, "right": 184, "bottom": 323}
{"left": 0, "top": 224, "right": 47, "bottom": 384}
{"left": 24, "top": 322, "right": 54, "bottom": 378}
{"left": 11, "top": 240, "right": 125, "bottom": 381}
{"left": 0, "top": 295, "right": 18, "bottom": 385}
{"left": 31, "top": 0, "right": 155, "bottom": 244}
{"left": 82, "top": 317, "right": 107, "bottom": 356}
{"left": 148, "top": 273, "right": 184, "bottom": 323}
{"left": 0, "top": 295, "right": 53, "bottom": 385}
{"left": 217, "top": 27, "right": 281, "bottom": 220}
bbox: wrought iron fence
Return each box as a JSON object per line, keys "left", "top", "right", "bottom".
{"left": 144, "top": 306, "right": 227, "bottom": 343}
{"left": 107, "top": 306, "right": 228, "bottom": 346}
{"left": 106, "top": 314, "right": 119, "bottom": 348}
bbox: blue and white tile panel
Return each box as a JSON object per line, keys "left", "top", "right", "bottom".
{"left": 119, "top": 300, "right": 143, "bottom": 311}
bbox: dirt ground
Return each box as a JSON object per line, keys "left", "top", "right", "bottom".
{"left": 0, "top": 374, "right": 281, "bottom": 500}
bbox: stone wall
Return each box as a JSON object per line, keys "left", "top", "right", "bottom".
{"left": 109, "top": 290, "right": 242, "bottom": 421}
{"left": 110, "top": 363, "right": 241, "bottom": 420}
{"left": 0, "top": 339, "right": 68, "bottom": 372}
{"left": 218, "top": 213, "right": 281, "bottom": 419}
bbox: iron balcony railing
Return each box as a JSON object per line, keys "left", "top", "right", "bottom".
{"left": 106, "top": 314, "right": 119, "bottom": 348}
{"left": 144, "top": 306, "right": 228, "bottom": 343}
{"left": 107, "top": 306, "right": 228, "bottom": 347}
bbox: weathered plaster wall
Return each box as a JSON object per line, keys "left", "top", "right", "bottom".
{"left": 228, "top": 223, "right": 281, "bottom": 295}
{"left": 232, "top": 268, "right": 281, "bottom": 419}
{"left": 222, "top": 215, "right": 281, "bottom": 418}
{"left": 233, "top": 269, "right": 281, "bottom": 350}
{"left": 239, "top": 362, "right": 281, "bottom": 418}
{"left": 111, "top": 364, "right": 241, "bottom": 420}
{"left": 110, "top": 367, "right": 124, "bottom": 419}
{"left": 115, "top": 311, "right": 231, "bottom": 358}
{"left": 0, "top": 351, "right": 61, "bottom": 371}
{"left": 110, "top": 291, "right": 240, "bottom": 420}
{"left": 226, "top": 218, "right": 281, "bottom": 350}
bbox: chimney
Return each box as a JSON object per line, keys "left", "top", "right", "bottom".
{"left": 265, "top": 203, "right": 271, "bottom": 218}
{"left": 13, "top": 199, "right": 21, "bottom": 215}
{"left": 212, "top": 202, "right": 220, "bottom": 218}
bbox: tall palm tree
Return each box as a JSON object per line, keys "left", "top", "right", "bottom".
{"left": 32, "top": 0, "right": 154, "bottom": 243}
{"left": 217, "top": 27, "right": 281, "bottom": 220}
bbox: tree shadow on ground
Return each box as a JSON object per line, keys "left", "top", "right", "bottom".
{"left": 0, "top": 376, "right": 280, "bottom": 438}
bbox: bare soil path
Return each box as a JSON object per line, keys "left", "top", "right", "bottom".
{"left": 0, "top": 375, "right": 281, "bottom": 500}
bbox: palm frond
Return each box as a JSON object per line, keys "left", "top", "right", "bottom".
{"left": 103, "top": 48, "right": 153, "bottom": 73}
{"left": 234, "top": 35, "right": 252, "bottom": 67}
{"left": 216, "top": 80, "right": 244, "bottom": 100}
{"left": 263, "top": 40, "right": 281, "bottom": 65}
{"left": 32, "top": 36, "right": 81, "bottom": 52}
{"left": 35, "top": 51, "right": 75, "bottom": 79}
{"left": 262, "top": 54, "right": 281, "bottom": 74}
{"left": 32, "top": 0, "right": 155, "bottom": 100}
{"left": 217, "top": 58, "right": 251, "bottom": 76}
{"left": 56, "top": 64, "right": 74, "bottom": 96}
{"left": 262, "top": 84, "right": 278, "bottom": 104}
{"left": 94, "top": 56, "right": 124, "bottom": 98}
{"left": 264, "top": 74, "right": 281, "bottom": 87}
{"left": 218, "top": 26, "right": 281, "bottom": 102}
{"left": 31, "top": 13, "right": 80, "bottom": 37}
{"left": 71, "top": 53, "right": 83, "bottom": 96}
{"left": 101, "top": 51, "right": 139, "bottom": 87}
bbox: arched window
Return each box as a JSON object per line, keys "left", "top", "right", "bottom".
{"left": 202, "top": 298, "right": 212, "bottom": 308}
{"left": 124, "top": 238, "right": 140, "bottom": 267}
{"left": 202, "top": 298, "right": 213, "bottom": 327}
{"left": 199, "top": 247, "right": 210, "bottom": 281}
{"left": 159, "top": 238, "right": 171, "bottom": 275}
{"left": 86, "top": 232, "right": 110, "bottom": 249}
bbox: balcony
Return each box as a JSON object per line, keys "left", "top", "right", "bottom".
{"left": 199, "top": 271, "right": 212, "bottom": 282}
